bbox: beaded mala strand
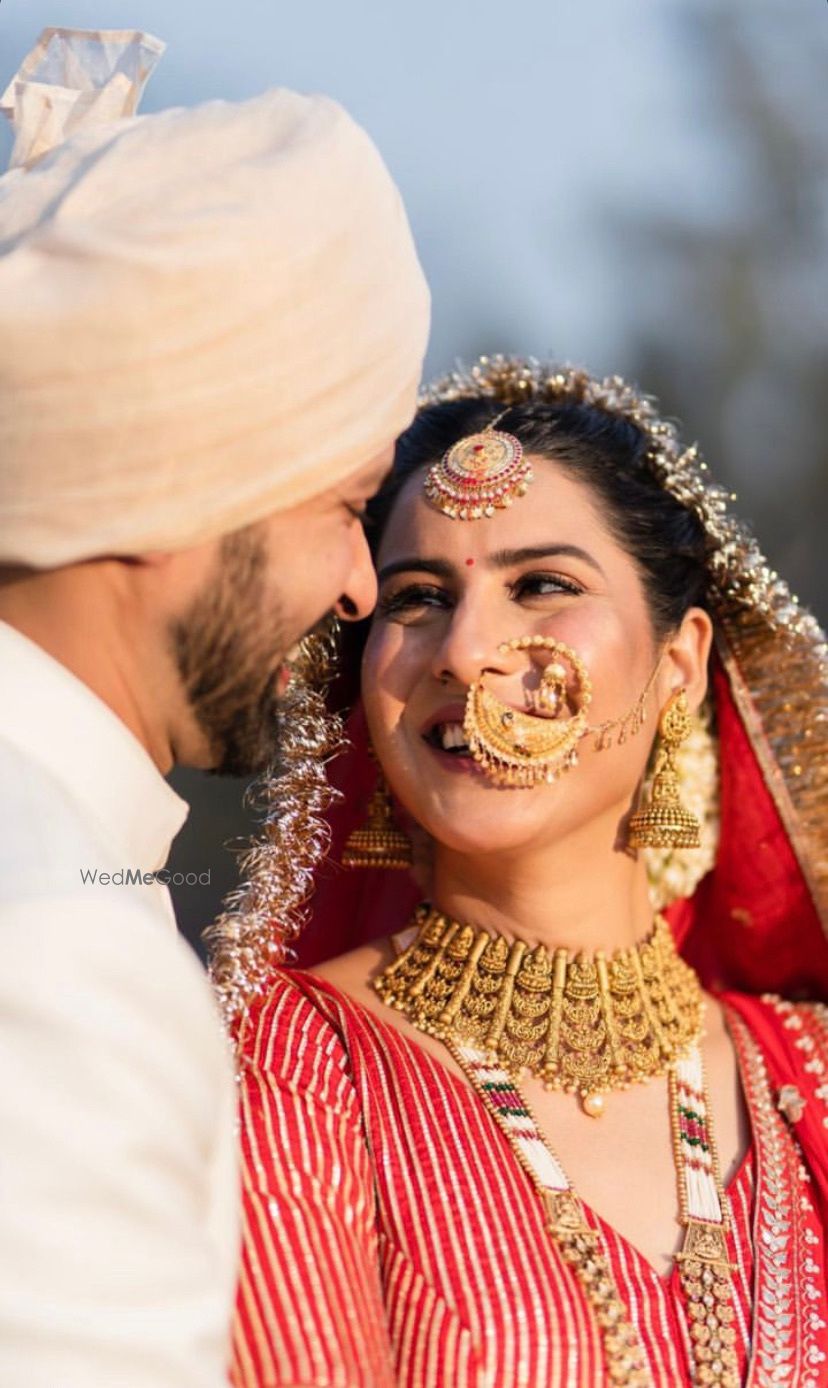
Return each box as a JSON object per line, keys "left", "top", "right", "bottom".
{"left": 448, "top": 1039, "right": 738, "bottom": 1387}
{"left": 670, "top": 1054, "right": 739, "bottom": 1386}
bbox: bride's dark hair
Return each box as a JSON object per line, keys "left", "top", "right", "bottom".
{"left": 371, "top": 397, "right": 709, "bottom": 641}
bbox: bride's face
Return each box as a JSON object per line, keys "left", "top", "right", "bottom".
{"left": 362, "top": 457, "right": 689, "bottom": 858}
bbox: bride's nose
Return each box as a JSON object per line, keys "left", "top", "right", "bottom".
{"left": 430, "top": 599, "right": 513, "bottom": 689}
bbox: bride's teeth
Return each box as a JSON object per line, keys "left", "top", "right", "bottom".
{"left": 440, "top": 723, "right": 467, "bottom": 751}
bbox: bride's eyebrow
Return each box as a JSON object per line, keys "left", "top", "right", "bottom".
{"left": 377, "top": 557, "right": 453, "bottom": 583}
{"left": 377, "top": 544, "right": 605, "bottom": 585}
{"left": 488, "top": 544, "right": 606, "bottom": 578}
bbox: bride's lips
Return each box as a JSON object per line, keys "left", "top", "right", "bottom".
{"left": 418, "top": 693, "right": 555, "bottom": 780}
{"left": 420, "top": 693, "right": 540, "bottom": 737}
{"left": 419, "top": 702, "right": 483, "bottom": 776}
{"left": 420, "top": 703, "right": 468, "bottom": 737}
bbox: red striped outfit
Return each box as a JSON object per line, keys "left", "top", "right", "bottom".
{"left": 231, "top": 972, "right": 828, "bottom": 1388}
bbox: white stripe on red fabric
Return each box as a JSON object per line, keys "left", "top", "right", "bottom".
{"left": 232, "top": 972, "right": 762, "bottom": 1387}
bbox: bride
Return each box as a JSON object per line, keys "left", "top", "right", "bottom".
{"left": 219, "top": 359, "right": 828, "bottom": 1388}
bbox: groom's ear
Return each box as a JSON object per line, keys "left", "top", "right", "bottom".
{"left": 112, "top": 537, "right": 226, "bottom": 619}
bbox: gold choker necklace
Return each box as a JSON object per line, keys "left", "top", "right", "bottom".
{"left": 374, "top": 905, "right": 704, "bottom": 1116}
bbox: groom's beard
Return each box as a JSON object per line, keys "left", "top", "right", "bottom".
{"left": 170, "top": 525, "right": 320, "bottom": 777}
{"left": 199, "top": 548, "right": 345, "bottom": 1021}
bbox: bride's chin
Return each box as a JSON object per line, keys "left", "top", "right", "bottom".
{"left": 415, "top": 794, "right": 548, "bottom": 857}
{"left": 430, "top": 827, "right": 539, "bottom": 861}
{"left": 394, "top": 741, "right": 578, "bottom": 850}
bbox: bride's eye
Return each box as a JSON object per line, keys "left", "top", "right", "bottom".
{"left": 511, "top": 571, "right": 584, "bottom": 600}
{"left": 377, "top": 583, "right": 451, "bottom": 621}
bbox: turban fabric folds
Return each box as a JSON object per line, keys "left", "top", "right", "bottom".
{"left": 0, "top": 29, "right": 430, "bottom": 566}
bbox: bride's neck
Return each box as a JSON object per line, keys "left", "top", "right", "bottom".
{"left": 431, "top": 817, "right": 655, "bottom": 957}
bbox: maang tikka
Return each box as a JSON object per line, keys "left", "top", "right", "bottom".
{"left": 424, "top": 412, "right": 534, "bottom": 520}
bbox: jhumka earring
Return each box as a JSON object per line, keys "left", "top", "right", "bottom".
{"left": 424, "top": 413, "right": 533, "bottom": 520}
{"left": 463, "top": 636, "right": 593, "bottom": 787}
{"left": 342, "top": 768, "right": 413, "bottom": 870}
{"left": 627, "top": 689, "right": 701, "bottom": 849}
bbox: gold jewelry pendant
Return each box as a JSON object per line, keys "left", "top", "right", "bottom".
{"left": 463, "top": 636, "right": 593, "bottom": 787}
{"left": 376, "top": 905, "right": 704, "bottom": 1114}
{"left": 627, "top": 689, "right": 701, "bottom": 849}
{"left": 424, "top": 424, "right": 533, "bottom": 520}
{"left": 342, "top": 773, "right": 413, "bottom": 870}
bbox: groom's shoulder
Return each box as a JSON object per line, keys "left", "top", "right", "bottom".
{"left": 0, "top": 732, "right": 120, "bottom": 900}
{"left": 0, "top": 732, "right": 228, "bottom": 1095}
{"left": 0, "top": 883, "right": 224, "bottom": 1077}
{"left": 0, "top": 866, "right": 234, "bottom": 1170}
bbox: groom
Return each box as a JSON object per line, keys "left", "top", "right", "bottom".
{"left": 0, "top": 28, "right": 429, "bottom": 1387}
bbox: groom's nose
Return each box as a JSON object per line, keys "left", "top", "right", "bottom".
{"left": 335, "top": 523, "right": 378, "bottom": 622}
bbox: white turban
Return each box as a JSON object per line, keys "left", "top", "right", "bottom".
{"left": 0, "top": 29, "right": 430, "bottom": 566}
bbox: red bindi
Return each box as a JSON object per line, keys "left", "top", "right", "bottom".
{"left": 465, "top": 557, "right": 475, "bottom": 566}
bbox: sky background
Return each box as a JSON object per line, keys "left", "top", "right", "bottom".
{"left": 5, "top": 0, "right": 817, "bottom": 383}
{"left": 2, "top": 0, "right": 824, "bottom": 943}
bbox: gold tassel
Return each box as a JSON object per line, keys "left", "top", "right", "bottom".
{"left": 342, "top": 774, "right": 413, "bottom": 870}
{"left": 627, "top": 690, "right": 702, "bottom": 850}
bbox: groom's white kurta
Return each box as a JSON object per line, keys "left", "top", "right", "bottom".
{"left": 0, "top": 621, "right": 239, "bottom": 1386}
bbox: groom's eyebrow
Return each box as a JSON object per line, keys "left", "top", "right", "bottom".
{"left": 377, "top": 557, "right": 454, "bottom": 583}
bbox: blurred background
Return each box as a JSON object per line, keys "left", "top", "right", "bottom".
{"left": 3, "top": 0, "right": 825, "bottom": 950}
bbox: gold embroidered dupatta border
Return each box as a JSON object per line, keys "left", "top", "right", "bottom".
{"left": 717, "top": 615, "right": 827, "bottom": 939}
{"left": 725, "top": 1007, "right": 824, "bottom": 1387}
